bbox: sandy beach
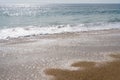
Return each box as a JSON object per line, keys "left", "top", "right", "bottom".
{"left": 0, "top": 29, "right": 120, "bottom": 80}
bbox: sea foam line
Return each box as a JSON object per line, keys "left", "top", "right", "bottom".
{"left": 0, "top": 23, "right": 120, "bottom": 40}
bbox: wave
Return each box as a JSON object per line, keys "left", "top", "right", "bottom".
{"left": 108, "top": 18, "right": 120, "bottom": 22}
{"left": 0, "top": 22, "right": 120, "bottom": 40}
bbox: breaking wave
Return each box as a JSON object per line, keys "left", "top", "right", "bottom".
{"left": 0, "top": 22, "right": 120, "bottom": 39}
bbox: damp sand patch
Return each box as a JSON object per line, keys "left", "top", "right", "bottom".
{"left": 45, "top": 54, "right": 120, "bottom": 80}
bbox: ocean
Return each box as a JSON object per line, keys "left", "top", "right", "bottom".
{"left": 0, "top": 4, "right": 120, "bottom": 39}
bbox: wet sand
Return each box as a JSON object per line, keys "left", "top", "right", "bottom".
{"left": 45, "top": 54, "right": 120, "bottom": 80}
{"left": 0, "top": 29, "right": 120, "bottom": 80}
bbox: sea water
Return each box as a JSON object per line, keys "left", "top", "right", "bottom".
{"left": 0, "top": 4, "right": 120, "bottom": 39}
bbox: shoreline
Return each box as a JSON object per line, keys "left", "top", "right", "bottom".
{"left": 0, "top": 28, "right": 120, "bottom": 42}
{"left": 0, "top": 29, "right": 120, "bottom": 80}
{"left": 0, "top": 28, "right": 120, "bottom": 41}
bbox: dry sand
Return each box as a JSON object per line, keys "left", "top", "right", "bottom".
{"left": 0, "top": 29, "right": 120, "bottom": 80}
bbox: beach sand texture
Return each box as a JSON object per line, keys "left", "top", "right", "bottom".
{"left": 0, "top": 29, "right": 120, "bottom": 80}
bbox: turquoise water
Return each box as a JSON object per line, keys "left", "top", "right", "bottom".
{"left": 0, "top": 4, "right": 120, "bottom": 39}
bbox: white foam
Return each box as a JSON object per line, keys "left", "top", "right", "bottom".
{"left": 0, "top": 23, "right": 120, "bottom": 39}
